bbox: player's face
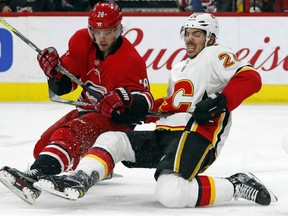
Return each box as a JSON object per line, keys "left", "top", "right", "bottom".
{"left": 93, "top": 27, "right": 119, "bottom": 52}
{"left": 184, "top": 28, "right": 206, "bottom": 58}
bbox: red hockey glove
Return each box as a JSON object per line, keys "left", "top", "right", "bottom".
{"left": 95, "top": 88, "right": 133, "bottom": 118}
{"left": 194, "top": 92, "right": 227, "bottom": 125}
{"left": 37, "top": 47, "right": 62, "bottom": 80}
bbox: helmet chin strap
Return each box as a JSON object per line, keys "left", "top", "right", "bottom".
{"left": 205, "top": 32, "right": 216, "bottom": 47}
{"left": 204, "top": 38, "right": 210, "bottom": 47}
{"left": 115, "top": 24, "right": 122, "bottom": 39}
{"left": 115, "top": 29, "right": 120, "bottom": 39}
{"left": 88, "top": 27, "right": 95, "bottom": 42}
{"left": 204, "top": 31, "right": 211, "bottom": 47}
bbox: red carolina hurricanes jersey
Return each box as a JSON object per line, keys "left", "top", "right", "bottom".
{"left": 59, "top": 28, "right": 152, "bottom": 109}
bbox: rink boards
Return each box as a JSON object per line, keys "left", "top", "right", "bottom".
{"left": 1, "top": 13, "right": 288, "bottom": 103}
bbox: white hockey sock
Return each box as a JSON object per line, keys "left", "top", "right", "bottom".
{"left": 75, "top": 156, "right": 107, "bottom": 181}
{"left": 156, "top": 174, "right": 234, "bottom": 208}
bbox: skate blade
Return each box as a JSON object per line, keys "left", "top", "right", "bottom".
{"left": 102, "top": 172, "right": 123, "bottom": 181}
{"left": 112, "top": 172, "right": 123, "bottom": 178}
{"left": 34, "top": 179, "right": 79, "bottom": 201}
{"left": 0, "top": 170, "right": 36, "bottom": 205}
{"left": 248, "top": 172, "right": 278, "bottom": 202}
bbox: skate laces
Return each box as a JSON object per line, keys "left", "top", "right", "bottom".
{"left": 24, "top": 169, "right": 41, "bottom": 180}
{"left": 234, "top": 183, "right": 258, "bottom": 202}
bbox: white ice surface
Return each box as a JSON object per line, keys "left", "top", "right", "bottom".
{"left": 0, "top": 102, "right": 288, "bottom": 216}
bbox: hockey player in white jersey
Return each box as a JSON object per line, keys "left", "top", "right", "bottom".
{"left": 34, "top": 13, "right": 277, "bottom": 207}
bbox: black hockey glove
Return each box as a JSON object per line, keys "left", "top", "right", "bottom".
{"left": 194, "top": 92, "right": 227, "bottom": 125}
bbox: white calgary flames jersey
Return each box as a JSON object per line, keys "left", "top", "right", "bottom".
{"left": 156, "top": 45, "right": 250, "bottom": 130}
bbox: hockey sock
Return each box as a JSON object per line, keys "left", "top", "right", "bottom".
{"left": 31, "top": 154, "right": 62, "bottom": 175}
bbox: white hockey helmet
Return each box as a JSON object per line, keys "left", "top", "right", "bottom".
{"left": 181, "top": 13, "right": 219, "bottom": 43}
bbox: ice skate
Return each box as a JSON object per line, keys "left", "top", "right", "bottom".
{"left": 227, "top": 172, "right": 278, "bottom": 205}
{"left": 34, "top": 170, "right": 99, "bottom": 201}
{"left": 0, "top": 166, "right": 41, "bottom": 205}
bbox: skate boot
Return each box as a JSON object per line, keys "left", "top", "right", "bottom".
{"left": 227, "top": 172, "right": 277, "bottom": 206}
{"left": 34, "top": 170, "right": 99, "bottom": 200}
{"left": 0, "top": 166, "right": 42, "bottom": 205}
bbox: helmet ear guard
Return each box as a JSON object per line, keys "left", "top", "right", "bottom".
{"left": 115, "top": 24, "right": 123, "bottom": 38}
{"left": 180, "top": 26, "right": 185, "bottom": 39}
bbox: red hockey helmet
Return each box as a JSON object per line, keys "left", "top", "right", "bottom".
{"left": 88, "top": 2, "right": 122, "bottom": 30}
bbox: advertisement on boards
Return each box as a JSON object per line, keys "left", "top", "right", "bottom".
{"left": 0, "top": 15, "right": 287, "bottom": 101}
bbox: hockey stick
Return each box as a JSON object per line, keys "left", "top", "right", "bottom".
{"left": 0, "top": 18, "right": 174, "bottom": 118}
{"left": 0, "top": 18, "right": 102, "bottom": 100}
{"left": 48, "top": 88, "right": 91, "bottom": 107}
{"left": 49, "top": 89, "right": 173, "bottom": 117}
{"left": 49, "top": 89, "right": 179, "bottom": 118}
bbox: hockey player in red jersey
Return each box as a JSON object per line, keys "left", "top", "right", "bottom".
{"left": 34, "top": 13, "right": 277, "bottom": 207}
{"left": 0, "top": 2, "right": 153, "bottom": 205}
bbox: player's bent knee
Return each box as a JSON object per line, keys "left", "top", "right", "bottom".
{"left": 94, "top": 131, "right": 135, "bottom": 163}
{"left": 156, "top": 174, "right": 184, "bottom": 208}
{"left": 156, "top": 173, "right": 189, "bottom": 208}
